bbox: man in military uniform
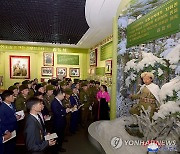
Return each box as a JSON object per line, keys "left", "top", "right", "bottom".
{"left": 13, "top": 60, "right": 21, "bottom": 76}
{"left": 43, "top": 85, "right": 55, "bottom": 116}
{"left": 15, "top": 84, "right": 29, "bottom": 112}
{"left": 129, "top": 72, "right": 160, "bottom": 118}
{"left": 80, "top": 82, "right": 90, "bottom": 127}
{"left": 21, "top": 64, "right": 27, "bottom": 76}
{"left": 22, "top": 80, "right": 34, "bottom": 99}
{"left": 60, "top": 81, "right": 67, "bottom": 91}
{"left": 35, "top": 84, "right": 45, "bottom": 94}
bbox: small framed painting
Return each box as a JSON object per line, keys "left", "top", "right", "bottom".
{"left": 90, "top": 49, "right": 97, "bottom": 66}
{"left": 10, "top": 56, "right": 30, "bottom": 79}
{"left": 56, "top": 67, "right": 67, "bottom": 77}
{"left": 105, "top": 60, "right": 112, "bottom": 74}
{"left": 69, "top": 68, "right": 80, "bottom": 77}
{"left": 41, "top": 67, "right": 53, "bottom": 76}
{"left": 43, "top": 52, "right": 54, "bottom": 66}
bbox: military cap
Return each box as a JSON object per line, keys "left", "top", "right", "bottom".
{"left": 35, "top": 84, "right": 43, "bottom": 91}
{"left": 81, "top": 82, "right": 87, "bottom": 87}
{"left": 22, "top": 80, "right": 31, "bottom": 85}
{"left": 60, "top": 81, "right": 67, "bottom": 86}
{"left": 141, "top": 72, "right": 154, "bottom": 80}
{"left": 64, "top": 89, "right": 72, "bottom": 95}
{"left": 46, "top": 85, "right": 55, "bottom": 91}
{"left": 74, "top": 79, "right": 80, "bottom": 84}
{"left": 42, "top": 82, "right": 47, "bottom": 86}
{"left": 8, "top": 85, "right": 18, "bottom": 91}
{"left": 19, "top": 84, "right": 29, "bottom": 92}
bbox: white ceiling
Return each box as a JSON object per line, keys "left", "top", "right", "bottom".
{"left": 0, "top": 0, "right": 121, "bottom": 49}
{"left": 77, "top": 0, "right": 122, "bottom": 48}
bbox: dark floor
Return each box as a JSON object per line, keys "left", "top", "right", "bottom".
{"left": 62, "top": 127, "right": 102, "bottom": 154}
{"left": 15, "top": 126, "right": 102, "bottom": 154}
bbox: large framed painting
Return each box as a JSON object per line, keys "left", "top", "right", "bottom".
{"left": 43, "top": 52, "right": 54, "bottom": 66}
{"left": 41, "top": 67, "right": 53, "bottom": 76}
{"left": 10, "top": 56, "right": 30, "bottom": 79}
{"left": 105, "top": 60, "right": 112, "bottom": 74}
{"left": 56, "top": 67, "right": 67, "bottom": 77}
{"left": 69, "top": 68, "right": 80, "bottom": 77}
{"left": 90, "top": 48, "right": 97, "bottom": 66}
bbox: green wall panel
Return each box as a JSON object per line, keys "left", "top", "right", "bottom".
{"left": 57, "top": 54, "right": 79, "bottom": 65}
{"left": 100, "top": 41, "right": 113, "bottom": 61}
{"left": 127, "top": 0, "right": 180, "bottom": 47}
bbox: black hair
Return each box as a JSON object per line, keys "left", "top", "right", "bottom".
{"left": 34, "top": 92, "right": 43, "bottom": 97}
{"left": 101, "top": 85, "right": 108, "bottom": 92}
{"left": 53, "top": 89, "right": 64, "bottom": 97}
{"left": 26, "top": 97, "right": 42, "bottom": 111}
{"left": 14, "top": 82, "right": 20, "bottom": 86}
{"left": 1, "top": 90, "right": 14, "bottom": 101}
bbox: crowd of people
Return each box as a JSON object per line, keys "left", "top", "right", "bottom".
{"left": 0, "top": 78, "right": 111, "bottom": 154}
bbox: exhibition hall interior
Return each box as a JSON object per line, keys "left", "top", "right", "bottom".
{"left": 0, "top": 0, "right": 179, "bottom": 154}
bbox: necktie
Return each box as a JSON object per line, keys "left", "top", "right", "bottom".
{"left": 9, "top": 104, "right": 13, "bottom": 110}
{"left": 37, "top": 114, "right": 46, "bottom": 132}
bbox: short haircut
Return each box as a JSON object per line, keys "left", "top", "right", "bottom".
{"left": 54, "top": 90, "right": 64, "bottom": 97}
{"left": 26, "top": 97, "right": 42, "bottom": 111}
{"left": 1, "top": 90, "right": 14, "bottom": 101}
{"left": 14, "top": 82, "right": 20, "bottom": 86}
{"left": 34, "top": 92, "right": 43, "bottom": 97}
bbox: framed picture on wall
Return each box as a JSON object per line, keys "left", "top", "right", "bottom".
{"left": 56, "top": 67, "right": 67, "bottom": 77}
{"left": 10, "top": 56, "right": 30, "bottom": 79}
{"left": 41, "top": 67, "right": 53, "bottom": 76}
{"left": 90, "top": 49, "right": 97, "bottom": 66}
{"left": 105, "top": 60, "right": 112, "bottom": 74}
{"left": 69, "top": 68, "right": 80, "bottom": 77}
{"left": 43, "top": 52, "right": 54, "bottom": 66}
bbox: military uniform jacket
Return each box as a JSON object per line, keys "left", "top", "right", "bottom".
{"left": 80, "top": 90, "right": 90, "bottom": 108}
{"left": 15, "top": 94, "right": 27, "bottom": 112}
{"left": 43, "top": 94, "right": 54, "bottom": 114}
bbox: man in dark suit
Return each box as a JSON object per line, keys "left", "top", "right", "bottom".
{"left": 24, "top": 98, "right": 56, "bottom": 154}
{"left": 0, "top": 117, "right": 12, "bottom": 154}
{"left": 51, "top": 90, "right": 70, "bottom": 152}
{"left": 0, "top": 90, "right": 21, "bottom": 154}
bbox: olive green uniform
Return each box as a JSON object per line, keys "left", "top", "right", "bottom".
{"left": 15, "top": 94, "right": 28, "bottom": 112}
{"left": 63, "top": 98, "right": 71, "bottom": 135}
{"left": 43, "top": 94, "right": 54, "bottom": 116}
{"left": 129, "top": 86, "right": 158, "bottom": 118}
{"left": 80, "top": 89, "right": 90, "bottom": 127}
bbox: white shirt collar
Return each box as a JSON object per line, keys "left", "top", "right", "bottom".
{"left": 55, "top": 97, "right": 62, "bottom": 105}
{"left": 3, "top": 101, "right": 12, "bottom": 108}
{"left": 30, "top": 113, "right": 39, "bottom": 121}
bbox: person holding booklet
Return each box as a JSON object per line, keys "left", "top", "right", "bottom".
{"left": 0, "top": 90, "right": 21, "bottom": 154}
{"left": 24, "top": 98, "right": 56, "bottom": 154}
{"left": 0, "top": 118, "right": 12, "bottom": 154}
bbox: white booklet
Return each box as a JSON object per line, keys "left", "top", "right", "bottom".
{"left": 3, "top": 130, "right": 16, "bottom": 143}
{"left": 16, "top": 110, "right": 25, "bottom": 121}
{"left": 44, "top": 116, "right": 51, "bottom": 121}
{"left": 44, "top": 133, "right": 58, "bottom": 141}
{"left": 78, "top": 104, "right": 84, "bottom": 109}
